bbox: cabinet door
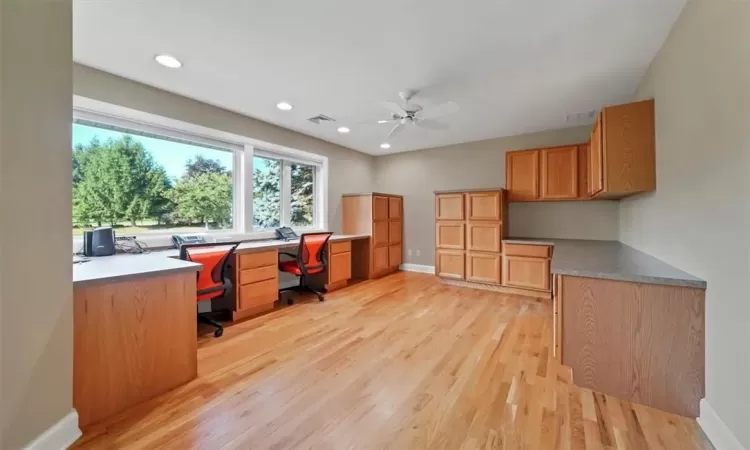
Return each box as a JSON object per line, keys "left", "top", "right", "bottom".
{"left": 436, "top": 222, "right": 465, "bottom": 249}
{"left": 373, "top": 196, "right": 389, "bottom": 221}
{"left": 540, "top": 146, "right": 578, "bottom": 199}
{"left": 502, "top": 256, "right": 551, "bottom": 291}
{"left": 466, "top": 252, "right": 501, "bottom": 284}
{"left": 589, "top": 116, "right": 604, "bottom": 196}
{"left": 373, "top": 246, "right": 389, "bottom": 273}
{"left": 577, "top": 144, "right": 590, "bottom": 200}
{"left": 466, "top": 191, "right": 502, "bottom": 221}
{"left": 329, "top": 252, "right": 352, "bottom": 284}
{"left": 466, "top": 222, "right": 501, "bottom": 253}
{"left": 373, "top": 220, "right": 389, "bottom": 247}
{"left": 389, "top": 220, "right": 402, "bottom": 244}
{"left": 506, "top": 150, "right": 540, "bottom": 201}
{"left": 435, "top": 194, "right": 465, "bottom": 220}
{"left": 389, "top": 244, "right": 402, "bottom": 268}
{"left": 388, "top": 197, "right": 402, "bottom": 220}
{"left": 436, "top": 250, "right": 464, "bottom": 279}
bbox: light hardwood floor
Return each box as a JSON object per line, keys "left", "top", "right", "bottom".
{"left": 73, "top": 272, "right": 713, "bottom": 450}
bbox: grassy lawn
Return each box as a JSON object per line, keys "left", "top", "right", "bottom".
{"left": 72, "top": 221, "right": 209, "bottom": 236}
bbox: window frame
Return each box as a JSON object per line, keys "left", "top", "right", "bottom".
{"left": 72, "top": 96, "right": 328, "bottom": 249}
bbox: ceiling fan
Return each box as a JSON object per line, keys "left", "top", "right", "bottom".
{"left": 372, "top": 90, "right": 459, "bottom": 139}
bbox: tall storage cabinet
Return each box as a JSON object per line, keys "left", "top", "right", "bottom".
{"left": 435, "top": 189, "right": 508, "bottom": 284}
{"left": 342, "top": 193, "right": 403, "bottom": 279}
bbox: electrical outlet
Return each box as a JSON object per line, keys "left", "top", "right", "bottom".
{"left": 416, "top": 249, "right": 421, "bottom": 257}
{"left": 408, "top": 249, "right": 413, "bottom": 256}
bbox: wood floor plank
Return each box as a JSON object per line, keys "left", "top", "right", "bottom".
{"left": 72, "top": 272, "right": 713, "bottom": 450}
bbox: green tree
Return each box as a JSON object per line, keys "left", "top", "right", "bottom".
{"left": 252, "top": 158, "right": 280, "bottom": 228}
{"left": 170, "top": 172, "right": 232, "bottom": 229}
{"left": 185, "top": 155, "right": 230, "bottom": 177}
{"left": 290, "top": 164, "right": 314, "bottom": 226}
{"left": 72, "top": 135, "right": 171, "bottom": 226}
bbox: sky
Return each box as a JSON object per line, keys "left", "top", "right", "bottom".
{"left": 72, "top": 123, "right": 234, "bottom": 180}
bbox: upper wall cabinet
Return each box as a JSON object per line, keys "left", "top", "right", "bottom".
{"left": 588, "top": 99, "right": 656, "bottom": 199}
{"left": 506, "top": 150, "right": 540, "bottom": 201}
{"left": 506, "top": 145, "right": 588, "bottom": 202}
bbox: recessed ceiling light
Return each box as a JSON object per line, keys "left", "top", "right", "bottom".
{"left": 380, "top": 143, "right": 391, "bottom": 149}
{"left": 276, "top": 102, "right": 293, "bottom": 111}
{"left": 154, "top": 54, "right": 182, "bottom": 68}
{"left": 377, "top": 120, "right": 388, "bottom": 124}
{"left": 337, "top": 127, "right": 350, "bottom": 133}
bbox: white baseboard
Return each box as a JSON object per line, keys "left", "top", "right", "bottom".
{"left": 24, "top": 409, "right": 81, "bottom": 450}
{"left": 399, "top": 263, "right": 435, "bottom": 274}
{"left": 698, "top": 399, "right": 746, "bottom": 450}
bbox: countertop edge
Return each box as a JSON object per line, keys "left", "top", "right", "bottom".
{"left": 551, "top": 268, "right": 708, "bottom": 289}
{"left": 74, "top": 263, "right": 201, "bottom": 288}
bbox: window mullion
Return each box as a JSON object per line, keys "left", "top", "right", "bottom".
{"left": 281, "top": 161, "right": 292, "bottom": 226}
{"left": 243, "top": 145, "right": 254, "bottom": 233}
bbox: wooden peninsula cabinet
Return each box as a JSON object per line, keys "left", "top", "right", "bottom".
{"left": 435, "top": 189, "right": 508, "bottom": 286}
{"left": 342, "top": 192, "right": 403, "bottom": 279}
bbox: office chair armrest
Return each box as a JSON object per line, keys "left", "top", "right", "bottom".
{"left": 279, "top": 251, "right": 296, "bottom": 260}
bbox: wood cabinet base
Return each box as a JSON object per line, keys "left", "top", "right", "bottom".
{"left": 439, "top": 277, "right": 552, "bottom": 300}
{"left": 74, "top": 272, "right": 197, "bottom": 428}
{"left": 561, "top": 275, "right": 704, "bottom": 417}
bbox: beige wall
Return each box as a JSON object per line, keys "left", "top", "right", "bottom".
{"left": 620, "top": 0, "right": 750, "bottom": 447}
{"left": 0, "top": 1, "right": 74, "bottom": 448}
{"left": 374, "top": 129, "right": 619, "bottom": 266}
{"left": 73, "top": 64, "right": 375, "bottom": 234}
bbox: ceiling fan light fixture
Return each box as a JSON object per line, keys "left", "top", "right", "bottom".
{"left": 380, "top": 143, "right": 391, "bottom": 149}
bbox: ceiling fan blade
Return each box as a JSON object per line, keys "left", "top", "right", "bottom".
{"left": 418, "top": 101, "right": 459, "bottom": 120}
{"left": 388, "top": 123, "right": 404, "bottom": 138}
{"left": 416, "top": 119, "right": 449, "bottom": 131}
{"left": 381, "top": 101, "right": 407, "bottom": 116}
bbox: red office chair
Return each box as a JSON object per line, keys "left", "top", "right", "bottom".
{"left": 278, "top": 232, "right": 333, "bottom": 304}
{"left": 179, "top": 242, "right": 240, "bottom": 338}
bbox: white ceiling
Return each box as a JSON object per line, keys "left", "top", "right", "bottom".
{"left": 73, "top": 0, "right": 684, "bottom": 156}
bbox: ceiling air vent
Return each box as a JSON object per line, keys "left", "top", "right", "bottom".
{"left": 565, "top": 110, "right": 597, "bottom": 123}
{"left": 307, "top": 114, "right": 336, "bottom": 125}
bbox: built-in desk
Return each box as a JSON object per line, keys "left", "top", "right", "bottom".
{"left": 72, "top": 233, "right": 370, "bottom": 428}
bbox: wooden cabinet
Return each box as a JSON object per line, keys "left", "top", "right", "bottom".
{"left": 436, "top": 222, "right": 465, "bottom": 249}
{"left": 502, "top": 256, "right": 551, "bottom": 291}
{"left": 435, "top": 193, "right": 465, "bottom": 220}
{"left": 506, "top": 150, "right": 540, "bottom": 201}
{"left": 434, "top": 190, "right": 507, "bottom": 286}
{"left": 466, "top": 191, "right": 504, "bottom": 221}
{"left": 588, "top": 99, "right": 656, "bottom": 199}
{"left": 466, "top": 222, "right": 502, "bottom": 253}
{"left": 233, "top": 250, "right": 279, "bottom": 317}
{"left": 388, "top": 197, "right": 402, "bottom": 220}
{"left": 466, "top": 252, "right": 501, "bottom": 284}
{"left": 436, "top": 249, "right": 464, "bottom": 279}
{"left": 342, "top": 193, "right": 403, "bottom": 278}
{"left": 577, "top": 144, "right": 590, "bottom": 200}
{"left": 540, "top": 146, "right": 578, "bottom": 199}
{"left": 329, "top": 251, "right": 352, "bottom": 285}
{"left": 552, "top": 274, "right": 562, "bottom": 361}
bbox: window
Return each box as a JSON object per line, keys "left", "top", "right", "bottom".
{"left": 252, "top": 155, "right": 318, "bottom": 229}
{"left": 71, "top": 98, "right": 328, "bottom": 243}
{"left": 72, "top": 122, "right": 236, "bottom": 236}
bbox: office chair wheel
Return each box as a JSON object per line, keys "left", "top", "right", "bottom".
{"left": 214, "top": 328, "right": 223, "bottom": 338}
{"left": 287, "top": 298, "right": 294, "bottom": 305}
{"left": 317, "top": 295, "right": 325, "bottom": 302}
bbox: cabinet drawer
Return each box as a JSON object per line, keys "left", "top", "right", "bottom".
{"left": 330, "top": 241, "right": 351, "bottom": 255}
{"left": 502, "top": 256, "right": 551, "bottom": 291}
{"left": 329, "top": 251, "right": 352, "bottom": 284}
{"left": 503, "top": 243, "right": 551, "bottom": 258}
{"left": 238, "top": 265, "right": 277, "bottom": 286}
{"left": 239, "top": 250, "right": 277, "bottom": 270}
{"left": 238, "top": 278, "right": 278, "bottom": 310}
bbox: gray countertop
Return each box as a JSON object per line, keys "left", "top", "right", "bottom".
{"left": 73, "top": 234, "right": 370, "bottom": 287}
{"left": 505, "top": 238, "right": 706, "bottom": 289}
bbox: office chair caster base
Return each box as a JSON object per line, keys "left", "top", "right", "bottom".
{"left": 317, "top": 295, "right": 324, "bottom": 302}
{"left": 287, "top": 298, "right": 294, "bottom": 305}
{"left": 214, "top": 328, "right": 223, "bottom": 338}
